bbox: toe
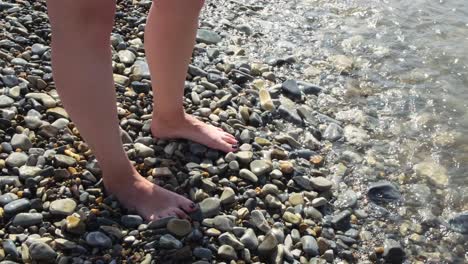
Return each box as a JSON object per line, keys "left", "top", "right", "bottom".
{"left": 216, "top": 127, "right": 224, "bottom": 132}
{"left": 180, "top": 202, "right": 198, "bottom": 213}
{"left": 217, "top": 139, "right": 236, "bottom": 153}
{"left": 173, "top": 208, "right": 188, "bottom": 219}
{"left": 222, "top": 134, "right": 238, "bottom": 144}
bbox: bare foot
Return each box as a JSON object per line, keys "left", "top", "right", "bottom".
{"left": 151, "top": 113, "right": 238, "bottom": 153}
{"left": 104, "top": 167, "right": 197, "bottom": 221}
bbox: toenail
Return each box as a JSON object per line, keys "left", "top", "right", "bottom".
{"left": 232, "top": 144, "right": 238, "bottom": 149}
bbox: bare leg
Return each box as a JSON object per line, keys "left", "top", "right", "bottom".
{"left": 46, "top": 0, "right": 196, "bottom": 220}
{"left": 146, "top": 0, "right": 238, "bottom": 153}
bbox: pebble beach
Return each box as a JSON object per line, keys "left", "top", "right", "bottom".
{"left": 0, "top": 0, "right": 467, "bottom": 263}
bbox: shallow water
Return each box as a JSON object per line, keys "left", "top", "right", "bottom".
{"left": 210, "top": 0, "right": 468, "bottom": 261}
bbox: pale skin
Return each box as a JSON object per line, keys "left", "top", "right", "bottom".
{"left": 46, "top": 0, "right": 238, "bottom": 220}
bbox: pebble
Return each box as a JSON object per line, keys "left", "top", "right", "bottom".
{"left": 217, "top": 245, "right": 238, "bottom": 260}
{"left": 236, "top": 151, "right": 253, "bottom": 164}
{"left": 196, "top": 29, "right": 222, "bottom": 44}
{"left": 54, "top": 154, "right": 77, "bottom": 168}
{"left": 86, "top": 231, "right": 112, "bottom": 248}
{"left": 25, "top": 93, "right": 57, "bottom": 108}
{"left": 250, "top": 160, "right": 273, "bottom": 176}
{"left": 240, "top": 228, "right": 259, "bottom": 250}
{"left": 12, "top": 213, "right": 43, "bottom": 227}
{"left": 367, "top": 181, "right": 401, "bottom": 204}
{"left": 323, "top": 123, "right": 343, "bottom": 141}
{"left": 200, "top": 197, "right": 221, "bottom": 218}
{"left": 383, "top": 239, "right": 405, "bottom": 263}
{"left": 258, "top": 233, "right": 278, "bottom": 256}
{"left": 259, "top": 89, "right": 275, "bottom": 111}
{"left": 49, "top": 198, "right": 77, "bottom": 216}
{"left": 220, "top": 187, "right": 236, "bottom": 205}
{"left": 121, "top": 215, "right": 143, "bottom": 228}
{"left": 282, "top": 211, "right": 302, "bottom": 225}
{"left": 29, "top": 242, "right": 57, "bottom": 261}
{"left": 309, "top": 177, "right": 333, "bottom": 191}
{"left": 218, "top": 232, "right": 244, "bottom": 250}
{"left": 239, "top": 169, "right": 259, "bottom": 183}
{"left": 0, "top": 95, "right": 14, "bottom": 107}
{"left": 11, "top": 134, "right": 32, "bottom": 150}
{"left": 281, "top": 80, "right": 302, "bottom": 100}
{"left": 167, "top": 219, "right": 192, "bottom": 237}
{"left": 301, "top": 236, "right": 319, "bottom": 257}
{"left": 250, "top": 210, "right": 271, "bottom": 233}
{"left": 0, "top": 193, "right": 18, "bottom": 206}
{"left": 5, "top": 152, "right": 28, "bottom": 167}
{"left": 4, "top": 198, "right": 31, "bottom": 215}
{"left": 448, "top": 212, "right": 468, "bottom": 234}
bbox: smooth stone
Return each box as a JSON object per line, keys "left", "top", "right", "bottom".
{"left": 329, "top": 55, "right": 353, "bottom": 72}
{"left": 281, "top": 80, "right": 302, "bottom": 100}
{"left": 239, "top": 169, "right": 258, "bottom": 183}
{"left": 193, "top": 247, "right": 213, "bottom": 260}
{"left": 250, "top": 160, "right": 273, "bottom": 176}
{"left": 278, "top": 105, "right": 303, "bottom": 125}
{"left": 11, "top": 134, "right": 32, "bottom": 151}
{"left": 309, "top": 177, "right": 333, "bottom": 192}
{"left": 159, "top": 234, "right": 183, "bottom": 249}
{"left": 383, "top": 239, "right": 405, "bottom": 263}
{"left": 12, "top": 213, "right": 43, "bottom": 227}
{"left": 134, "top": 143, "right": 154, "bottom": 158}
{"left": 25, "top": 93, "right": 57, "bottom": 108}
{"left": 2, "top": 239, "right": 19, "bottom": 259}
{"left": 132, "top": 59, "right": 151, "bottom": 80}
{"left": 121, "top": 215, "right": 143, "bottom": 228}
{"left": 250, "top": 210, "right": 271, "bottom": 233}
{"left": 49, "top": 198, "right": 77, "bottom": 216}
{"left": 46, "top": 107, "right": 69, "bottom": 119}
{"left": 51, "top": 118, "right": 70, "bottom": 130}
{"left": 196, "top": 29, "right": 222, "bottom": 44}
{"left": 4, "top": 198, "right": 30, "bottom": 215}
{"left": 0, "top": 95, "right": 14, "bottom": 107}
{"left": 288, "top": 193, "right": 304, "bottom": 206}
{"left": 86, "top": 232, "right": 112, "bottom": 248}
{"left": 304, "top": 206, "right": 323, "bottom": 221}
{"left": 217, "top": 245, "right": 238, "bottom": 260}
{"left": 240, "top": 228, "right": 258, "bottom": 250}
{"left": 261, "top": 184, "right": 279, "bottom": 196}
{"left": 367, "top": 181, "right": 401, "bottom": 204}
{"left": 258, "top": 233, "right": 278, "bottom": 256}
{"left": 335, "top": 189, "right": 358, "bottom": 208}
{"left": 220, "top": 187, "right": 236, "bottom": 205}
{"left": 331, "top": 211, "right": 351, "bottom": 231}
{"left": 31, "top": 43, "right": 49, "bottom": 55}
{"left": 54, "top": 154, "right": 76, "bottom": 167}
{"left": 311, "top": 197, "right": 328, "bottom": 207}
{"left": 118, "top": 50, "right": 136, "bottom": 64}
{"left": 218, "top": 233, "right": 244, "bottom": 250}
{"left": 301, "top": 236, "right": 319, "bottom": 257}
{"left": 167, "top": 219, "right": 192, "bottom": 237}
{"left": 200, "top": 197, "right": 221, "bottom": 218}
{"left": 259, "top": 89, "right": 275, "bottom": 111}
{"left": 449, "top": 212, "right": 468, "bottom": 234}
{"left": 413, "top": 161, "right": 448, "bottom": 187}
{"left": 282, "top": 211, "right": 302, "bottom": 225}
{"left": 293, "top": 176, "right": 313, "bottom": 191}
{"left": 5, "top": 152, "right": 28, "bottom": 167}
{"left": 29, "top": 242, "right": 57, "bottom": 261}
{"left": 113, "top": 74, "right": 130, "bottom": 86}
{"left": 323, "top": 123, "right": 343, "bottom": 141}
{"left": 236, "top": 151, "right": 253, "bottom": 164}
{"left": 213, "top": 215, "right": 234, "bottom": 232}
{"left": 0, "top": 193, "right": 18, "bottom": 206}
{"left": 344, "top": 125, "right": 369, "bottom": 145}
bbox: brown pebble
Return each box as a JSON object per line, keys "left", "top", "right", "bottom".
{"left": 310, "top": 155, "right": 324, "bottom": 166}
{"left": 375, "top": 247, "right": 384, "bottom": 254}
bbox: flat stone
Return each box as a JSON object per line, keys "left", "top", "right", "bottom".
{"left": 249, "top": 160, "right": 273, "bottom": 176}
{"left": 236, "top": 151, "right": 253, "bottom": 164}
{"left": 0, "top": 95, "right": 14, "bottom": 107}
{"left": 12, "top": 213, "right": 43, "bottom": 227}
{"left": 29, "top": 242, "right": 57, "bottom": 262}
{"left": 213, "top": 215, "right": 234, "bottom": 232}
{"left": 367, "top": 181, "right": 401, "bottom": 204}
{"left": 167, "top": 219, "right": 192, "bottom": 237}
{"left": 0, "top": 193, "right": 18, "bottom": 206}
{"left": 196, "top": 29, "right": 222, "bottom": 44}
{"left": 54, "top": 154, "right": 76, "bottom": 168}
{"left": 335, "top": 190, "right": 358, "bottom": 209}
{"left": 49, "top": 198, "right": 77, "bottom": 216}
{"left": 5, "top": 152, "right": 28, "bottom": 167}
{"left": 323, "top": 123, "right": 343, "bottom": 141}
{"left": 250, "top": 210, "right": 271, "bottom": 233}
{"left": 239, "top": 169, "right": 258, "bottom": 183}
{"left": 121, "top": 215, "right": 143, "bottom": 228}
{"left": 200, "top": 197, "right": 221, "bottom": 218}
{"left": 329, "top": 54, "right": 353, "bottom": 73}
{"left": 282, "top": 211, "right": 302, "bottom": 225}
{"left": 331, "top": 211, "right": 351, "bottom": 231}
{"left": 132, "top": 59, "right": 151, "bottom": 80}
{"left": 46, "top": 107, "right": 69, "bottom": 119}
{"left": 25, "top": 93, "right": 57, "bottom": 108}
{"left": 134, "top": 143, "right": 154, "bottom": 158}
{"left": 86, "top": 231, "right": 112, "bottom": 248}
{"left": 4, "top": 198, "right": 30, "bottom": 215}
{"left": 113, "top": 74, "right": 130, "bottom": 86}
{"left": 11, "top": 134, "right": 32, "bottom": 150}
{"left": 309, "top": 177, "right": 333, "bottom": 192}
{"left": 288, "top": 193, "right": 304, "bottom": 206}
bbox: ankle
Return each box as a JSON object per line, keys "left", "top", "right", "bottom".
{"left": 152, "top": 104, "right": 185, "bottom": 122}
